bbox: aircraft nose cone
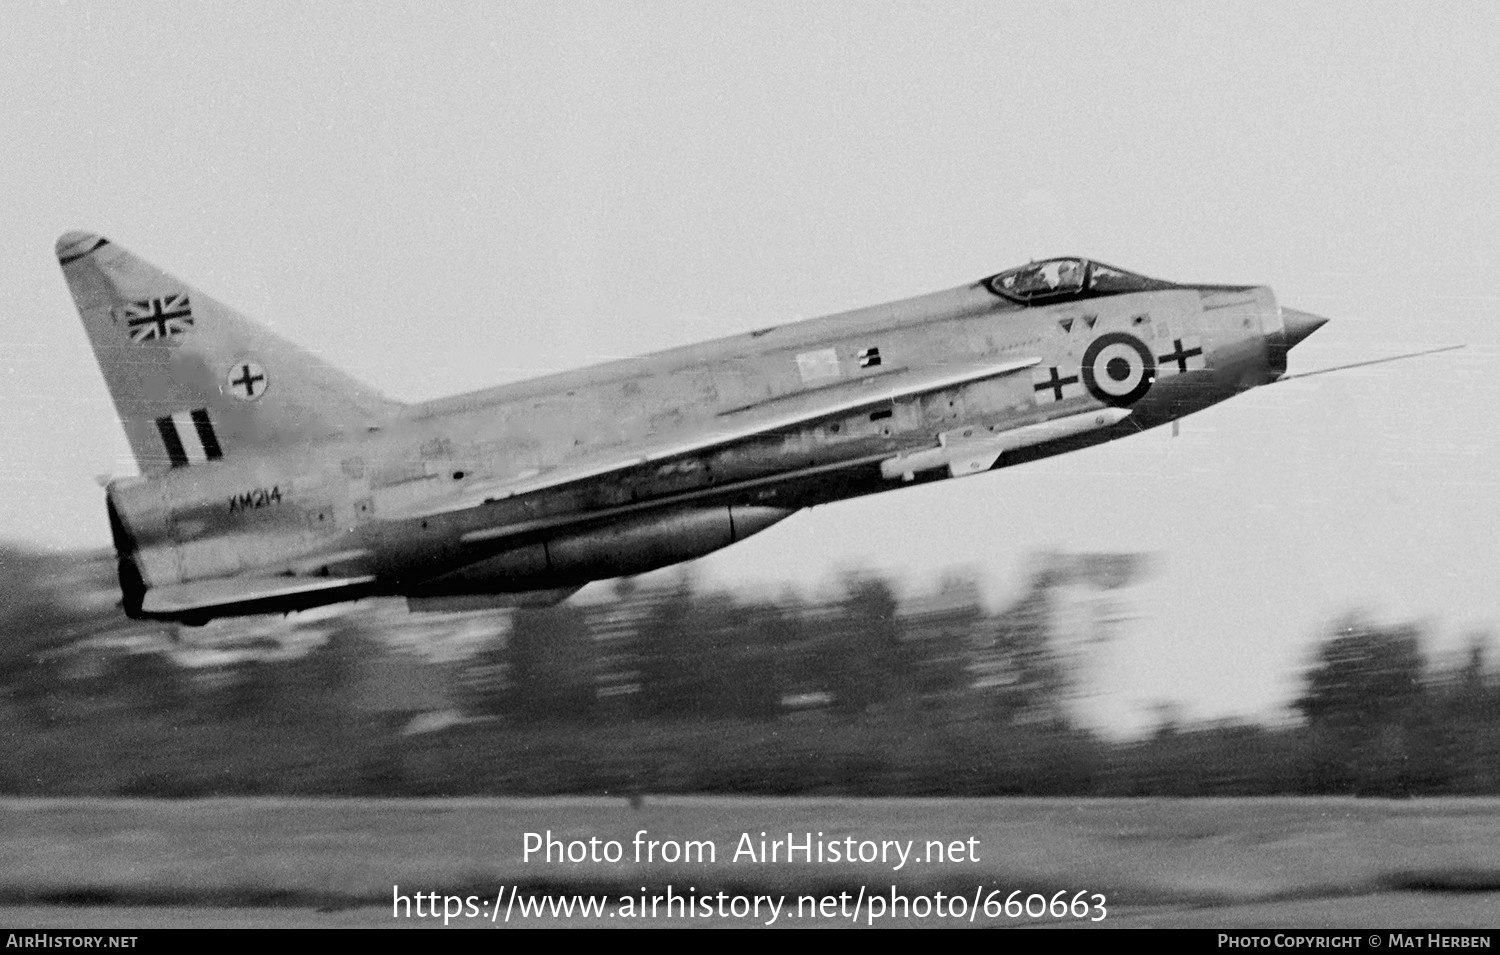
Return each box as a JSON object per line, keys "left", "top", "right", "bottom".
{"left": 1281, "top": 307, "right": 1330, "bottom": 350}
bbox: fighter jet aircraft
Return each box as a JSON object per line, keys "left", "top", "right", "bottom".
{"left": 57, "top": 232, "right": 1350, "bottom": 624}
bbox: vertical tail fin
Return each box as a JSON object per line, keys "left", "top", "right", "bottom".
{"left": 57, "top": 231, "right": 402, "bottom": 476}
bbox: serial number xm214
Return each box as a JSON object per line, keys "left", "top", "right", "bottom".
{"left": 59, "top": 232, "right": 1371, "bottom": 624}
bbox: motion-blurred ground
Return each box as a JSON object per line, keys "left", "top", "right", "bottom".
{"left": 3, "top": 545, "right": 1498, "bottom": 799}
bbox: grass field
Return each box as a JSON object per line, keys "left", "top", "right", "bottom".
{"left": 5, "top": 796, "right": 1500, "bottom": 915}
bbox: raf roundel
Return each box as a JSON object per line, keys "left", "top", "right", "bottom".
{"left": 226, "top": 360, "right": 269, "bottom": 402}
{"left": 1080, "top": 332, "right": 1155, "bottom": 406}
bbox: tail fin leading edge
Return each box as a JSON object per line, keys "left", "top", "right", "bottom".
{"left": 57, "top": 231, "right": 402, "bottom": 475}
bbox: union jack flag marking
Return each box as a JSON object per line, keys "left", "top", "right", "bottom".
{"left": 124, "top": 293, "right": 194, "bottom": 343}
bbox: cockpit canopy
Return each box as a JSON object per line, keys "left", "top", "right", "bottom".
{"left": 986, "top": 258, "right": 1177, "bottom": 304}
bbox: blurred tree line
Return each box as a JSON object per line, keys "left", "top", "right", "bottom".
{"left": 1, "top": 544, "right": 1496, "bottom": 797}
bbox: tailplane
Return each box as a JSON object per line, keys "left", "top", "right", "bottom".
{"left": 57, "top": 232, "right": 402, "bottom": 475}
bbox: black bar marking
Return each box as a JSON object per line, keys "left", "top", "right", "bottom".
{"left": 191, "top": 409, "right": 223, "bottom": 460}
{"left": 1158, "top": 338, "right": 1204, "bottom": 373}
{"left": 1034, "top": 367, "right": 1080, "bottom": 401}
{"left": 156, "top": 416, "right": 188, "bottom": 467}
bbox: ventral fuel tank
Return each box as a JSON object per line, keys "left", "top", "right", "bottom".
{"left": 407, "top": 505, "right": 794, "bottom": 596}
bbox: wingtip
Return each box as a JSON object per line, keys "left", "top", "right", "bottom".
{"left": 56, "top": 231, "right": 109, "bottom": 264}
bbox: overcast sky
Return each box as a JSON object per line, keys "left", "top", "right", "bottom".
{"left": 2, "top": 1, "right": 1496, "bottom": 734}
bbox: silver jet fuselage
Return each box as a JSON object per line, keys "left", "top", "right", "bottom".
{"left": 72, "top": 243, "right": 1320, "bottom": 622}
